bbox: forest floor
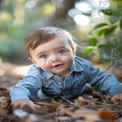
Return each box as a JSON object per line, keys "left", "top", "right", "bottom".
{"left": 0, "top": 62, "right": 122, "bottom": 122}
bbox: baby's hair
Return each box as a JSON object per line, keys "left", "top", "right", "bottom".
{"left": 24, "top": 26, "right": 77, "bottom": 58}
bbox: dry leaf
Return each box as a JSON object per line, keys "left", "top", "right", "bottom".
{"left": 98, "top": 108, "right": 116, "bottom": 120}
{"left": 111, "top": 94, "right": 122, "bottom": 104}
{"left": 85, "top": 114, "right": 100, "bottom": 122}
{"left": 0, "top": 96, "right": 10, "bottom": 108}
{"left": 77, "top": 96, "right": 89, "bottom": 104}
{"left": 58, "top": 105, "right": 100, "bottom": 121}
{"left": 47, "top": 105, "right": 58, "bottom": 112}
{"left": 0, "top": 96, "right": 11, "bottom": 115}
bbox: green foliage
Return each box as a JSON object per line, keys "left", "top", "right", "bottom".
{"left": 0, "top": 0, "right": 55, "bottom": 62}
{"left": 120, "top": 20, "right": 122, "bottom": 29}
{"left": 89, "top": 37, "right": 98, "bottom": 46}
{"left": 104, "top": 25, "right": 117, "bottom": 36}
{"left": 101, "top": 9, "right": 114, "bottom": 16}
{"left": 82, "top": 0, "right": 122, "bottom": 64}
{"left": 95, "top": 25, "right": 117, "bottom": 37}
{"left": 97, "top": 28, "right": 107, "bottom": 37}
{"left": 82, "top": 46, "right": 94, "bottom": 54}
{"left": 93, "top": 23, "right": 108, "bottom": 30}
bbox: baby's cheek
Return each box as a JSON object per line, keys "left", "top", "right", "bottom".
{"left": 41, "top": 64, "right": 51, "bottom": 72}
{"left": 39, "top": 60, "right": 51, "bottom": 72}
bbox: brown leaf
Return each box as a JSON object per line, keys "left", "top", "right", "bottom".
{"left": 58, "top": 105, "right": 100, "bottom": 121}
{"left": 47, "top": 105, "right": 58, "bottom": 112}
{"left": 0, "top": 88, "right": 9, "bottom": 96}
{"left": 0, "top": 96, "right": 11, "bottom": 115}
{"left": 0, "top": 96, "right": 10, "bottom": 109}
{"left": 0, "top": 108, "right": 10, "bottom": 115}
{"left": 77, "top": 96, "right": 89, "bottom": 104}
{"left": 111, "top": 94, "right": 122, "bottom": 104}
{"left": 97, "top": 108, "right": 116, "bottom": 120}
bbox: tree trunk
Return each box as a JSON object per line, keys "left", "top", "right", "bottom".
{"left": 47, "top": 0, "right": 75, "bottom": 26}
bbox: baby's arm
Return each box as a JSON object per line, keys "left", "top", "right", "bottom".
{"left": 81, "top": 58, "right": 122, "bottom": 96}
{"left": 10, "top": 65, "right": 42, "bottom": 109}
{"left": 10, "top": 76, "right": 41, "bottom": 100}
{"left": 10, "top": 77, "right": 41, "bottom": 110}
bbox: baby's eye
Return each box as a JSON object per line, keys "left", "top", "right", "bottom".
{"left": 40, "top": 55, "right": 47, "bottom": 59}
{"left": 59, "top": 50, "right": 65, "bottom": 54}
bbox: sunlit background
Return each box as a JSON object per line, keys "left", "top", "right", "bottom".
{"left": 0, "top": 0, "right": 122, "bottom": 66}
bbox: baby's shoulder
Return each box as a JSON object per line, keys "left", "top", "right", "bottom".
{"left": 26, "top": 64, "right": 44, "bottom": 77}
{"left": 75, "top": 56, "right": 92, "bottom": 67}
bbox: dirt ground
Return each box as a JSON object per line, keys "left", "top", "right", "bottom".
{"left": 0, "top": 62, "right": 122, "bottom": 122}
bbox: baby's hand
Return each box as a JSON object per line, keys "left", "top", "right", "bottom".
{"left": 111, "top": 94, "right": 122, "bottom": 103}
{"left": 11, "top": 99, "right": 40, "bottom": 110}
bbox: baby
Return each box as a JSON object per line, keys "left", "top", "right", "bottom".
{"left": 10, "top": 26, "right": 122, "bottom": 110}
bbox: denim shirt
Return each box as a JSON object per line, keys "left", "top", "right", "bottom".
{"left": 10, "top": 56, "right": 122, "bottom": 102}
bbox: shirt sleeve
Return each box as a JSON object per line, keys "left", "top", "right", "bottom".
{"left": 81, "top": 58, "right": 122, "bottom": 96}
{"left": 10, "top": 65, "right": 42, "bottom": 102}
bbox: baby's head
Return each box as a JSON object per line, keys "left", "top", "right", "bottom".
{"left": 24, "top": 26, "right": 77, "bottom": 75}
{"left": 24, "top": 26, "right": 77, "bottom": 58}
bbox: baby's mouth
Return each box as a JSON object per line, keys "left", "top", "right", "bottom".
{"left": 53, "top": 64, "right": 63, "bottom": 68}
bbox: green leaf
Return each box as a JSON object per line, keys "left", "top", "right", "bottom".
{"left": 104, "top": 25, "right": 117, "bottom": 36}
{"left": 120, "top": 20, "right": 122, "bottom": 29}
{"left": 98, "top": 44, "right": 107, "bottom": 48}
{"left": 93, "top": 23, "right": 108, "bottom": 30}
{"left": 89, "top": 37, "right": 98, "bottom": 46}
{"left": 101, "top": 9, "right": 114, "bottom": 16}
{"left": 82, "top": 46, "right": 94, "bottom": 54}
{"left": 97, "top": 28, "right": 107, "bottom": 37}
{"left": 109, "top": 7, "right": 122, "bottom": 23}
{"left": 110, "top": 14, "right": 122, "bottom": 24}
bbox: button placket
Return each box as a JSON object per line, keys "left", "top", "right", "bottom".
{"left": 53, "top": 75, "right": 63, "bottom": 86}
{"left": 63, "top": 77, "right": 73, "bottom": 98}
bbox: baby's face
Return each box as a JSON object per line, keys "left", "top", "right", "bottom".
{"left": 29, "top": 36, "right": 74, "bottom": 76}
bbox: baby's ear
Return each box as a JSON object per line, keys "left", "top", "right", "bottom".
{"left": 29, "top": 57, "right": 35, "bottom": 64}
{"left": 73, "top": 50, "right": 76, "bottom": 55}
{"left": 72, "top": 47, "right": 76, "bottom": 55}
{"left": 29, "top": 58, "right": 39, "bottom": 67}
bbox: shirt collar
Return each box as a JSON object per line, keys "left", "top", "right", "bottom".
{"left": 43, "top": 71, "right": 54, "bottom": 80}
{"left": 70, "top": 60, "right": 84, "bottom": 72}
{"left": 43, "top": 56, "right": 84, "bottom": 79}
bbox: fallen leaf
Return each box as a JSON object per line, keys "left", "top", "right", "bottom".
{"left": 98, "top": 108, "right": 116, "bottom": 120}
{"left": 0, "top": 96, "right": 10, "bottom": 108}
{"left": 111, "top": 94, "right": 122, "bottom": 104}
{"left": 77, "top": 96, "right": 89, "bottom": 104}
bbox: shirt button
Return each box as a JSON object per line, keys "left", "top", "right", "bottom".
{"left": 57, "top": 82, "right": 62, "bottom": 86}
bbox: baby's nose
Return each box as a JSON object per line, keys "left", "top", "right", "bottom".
{"left": 47, "top": 54, "right": 58, "bottom": 63}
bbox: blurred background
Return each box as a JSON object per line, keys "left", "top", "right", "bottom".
{"left": 0, "top": 1, "right": 122, "bottom": 120}
{"left": 0, "top": 0, "right": 122, "bottom": 68}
